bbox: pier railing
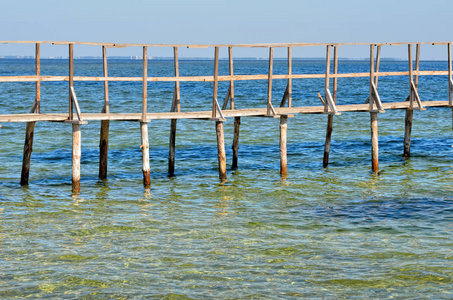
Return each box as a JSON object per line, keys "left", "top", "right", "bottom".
{"left": 1, "top": 41, "right": 452, "bottom": 119}
{"left": 1, "top": 41, "right": 453, "bottom": 193}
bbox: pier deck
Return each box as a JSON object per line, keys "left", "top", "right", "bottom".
{"left": 0, "top": 101, "right": 450, "bottom": 123}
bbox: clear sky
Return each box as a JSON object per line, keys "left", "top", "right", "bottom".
{"left": 1, "top": 0, "right": 452, "bottom": 59}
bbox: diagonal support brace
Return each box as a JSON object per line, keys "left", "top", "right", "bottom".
{"left": 409, "top": 81, "right": 425, "bottom": 110}
{"left": 214, "top": 98, "right": 225, "bottom": 120}
{"left": 280, "top": 84, "right": 289, "bottom": 108}
{"left": 369, "top": 82, "right": 385, "bottom": 113}
{"left": 324, "top": 89, "right": 340, "bottom": 115}
{"left": 222, "top": 86, "right": 231, "bottom": 110}
{"left": 70, "top": 87, "right": 84, "bottom": 121}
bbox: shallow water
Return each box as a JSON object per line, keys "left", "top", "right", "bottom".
{"left": 1, "top": 58, "right": 453, "bottom": 299}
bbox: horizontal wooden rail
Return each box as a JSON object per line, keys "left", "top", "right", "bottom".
{"left": 2, "top": 40, "right": 453, "bottom": 47}
{"left": 0, "top": 71, "right": 450, "bottom": 83}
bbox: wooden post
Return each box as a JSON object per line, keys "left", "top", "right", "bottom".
{"left": 369, "top": 45, "right": 375, "bottom": 111}
{"left": 280, "top": 115, "right": 288, "bottom": 176}
{"left": 69, "top": 44, "right": 74, "bottom": 120}
{"left": 232, "top": 116, "right": 240, "bottom": 169}
{"left": 267, "top": 47, "right": 274, "bottom": 115}
{"left": 20, "top": 43, "right": 41, "bottom": 185}
{"left": 216, "top": 121, "right": 227, "bottom": 181}
{"left": 404, "top": 44, "right": 419, "bottom": 158}
{"left": 369, "top": 45, "right": 379, "bottom": 173}
{"left": 229, "top": 46, "right": 235, "bottom": 110}
{"left": 288, "top": 47, "right": 292, "bottom": 107}
{"left": 141, "top": 122, "right": 151, "bottom": 188}
{"left": 142, "top": 46, "right": 148, "bottom": 121}
{"left": 449, "top": 42, "right": 452, "bottom": 105}
{"left": 72, "top": 123, "right": 82, "bottom": 193}
{"left": 448, "top": 43, "right": 452, "bottom": 133}
{"left": 99, "top": 45, "right": 109, "bottom": 180}
{"left": 20, "top": 122, "right": 35, "bottom": 186}
{"left": 370, "top": 112, "right": 379, "bottom": 173}
{"left": 323, "top": 45, "right": 337, "bottom": 167}
{"left": 169, "top": 119, "right": 177, "bottom": 176}
{"left": 168, "top": 47, "right": 180, "bottom": 176}
{"left": 212, "top": 47, "right": 219, "bottom": 118}
{"left": 36, "top": 43, "right": 41, "bottom": 113}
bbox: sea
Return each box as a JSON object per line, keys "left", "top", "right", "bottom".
{"left": 0, "top": 58, "right": 452, "bottom": 299}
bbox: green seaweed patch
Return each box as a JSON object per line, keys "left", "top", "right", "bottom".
{"left": 52, "top": 253, "right": 98, "bottom": 262}
{"left": 70, "top": 225, "right": 140, "bottom": 236}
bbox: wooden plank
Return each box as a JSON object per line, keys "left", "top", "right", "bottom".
{"left": 142, "top": 46, "right": 148, "bottom": 121}
{"left": 212, "top": 47, "right": 219, "bottom": 118}
{"left": 1, "top": 70, "right": 450, "bottom": 84}
{"left": 3, "top": 40, "right": 453, "bottom": 48}
{"left": 0, "top": 101, "right": 451, "bottom": 123}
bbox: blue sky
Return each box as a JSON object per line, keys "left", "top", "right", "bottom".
{"left": 1, "top": 0, "right": 452, "bottom": 59}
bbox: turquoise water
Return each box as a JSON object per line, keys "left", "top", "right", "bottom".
{"left": 1, "top": 59, "right": 453, "bottom": 299}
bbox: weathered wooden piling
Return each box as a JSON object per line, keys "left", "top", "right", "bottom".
{"left": 72, "top": 123, "right": 82, "bottom": 193}
{"left": 99, "top": 45, "right": 109, "bottom": 179}
{"left": 404, "top": 44, "right": 420, "bottom": 158}
{"left": 20, "top": 43, "right": 40, "bottom": 186}
{"left": 140, "top": 121, "right": 151, "bottom": 187}
{"left": 168, "top": 47, "right": 180, "bottom": 176}
{"left": 370, "top": 112, "right": 379, "bottom": 173}
{"left": 369, "top": 45, "right": 380, "bottom": 173}
{"left": 323, "top": 45, "right": 338, "bottom": 168}
{"left": 168, "top": 119, "right": 177, "bottom": 176}
{"left": 448, "top": 43, "right": 453, "bottom": 135}
{"left": 216, "top": 121, "right": 227, "bottom": 181}
{"left": 280, "top": 115, "right": 288, "bottom": 176}
{"left": 20, "top": 121, "right": 35, "bottom": 186}
{"left": 141, "top": 46, "right": 151, "bottom": 187}
{"left": 232, "top": 117, "right": 240, "bottom": 170}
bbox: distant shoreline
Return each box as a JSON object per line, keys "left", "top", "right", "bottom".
{"left": 0, "top": 56, "right": 426, "bottom": 61}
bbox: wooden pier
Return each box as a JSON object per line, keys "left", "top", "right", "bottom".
{"left": 1, "top": 41, "right": 452, "bottom": 193}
